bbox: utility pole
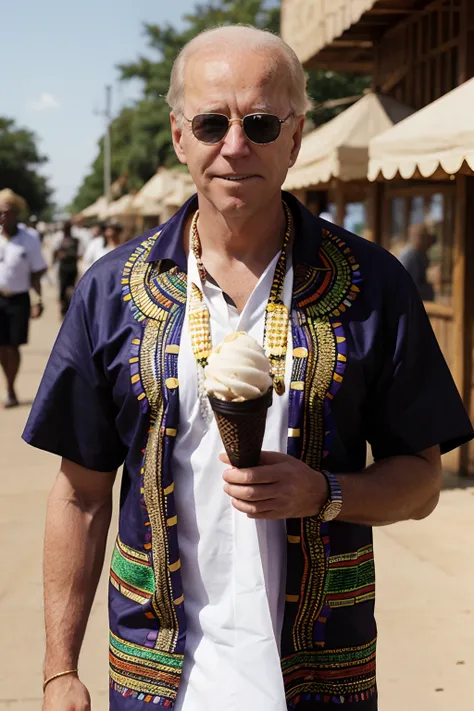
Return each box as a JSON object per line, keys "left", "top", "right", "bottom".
{"left": 104, "top": 85, "right": 112, "bottom": 204}
{"left": 100, "top": 85, "right": 112, "bottom": 205}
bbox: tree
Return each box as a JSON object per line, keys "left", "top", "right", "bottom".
{"left": 71, "top": 0, "right": 370, "bottom": 212}
{"left": 0, "top": 117, "right": 52, "bottom": 217}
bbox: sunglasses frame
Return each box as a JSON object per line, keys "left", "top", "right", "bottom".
{"left": 183, "top": 112, "right": 294, "bottom": 145}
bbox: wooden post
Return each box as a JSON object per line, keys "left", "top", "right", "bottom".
{"left": 335, "top": 181, "right": 346, "bottom": 227}
{"left": 366, "top": 182, "right": 383, "bottom": 244}
{"left": 452, "top": 175, "right": 473, "bottom": 476}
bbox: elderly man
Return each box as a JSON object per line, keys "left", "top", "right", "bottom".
{"left": 0, "top": 189, "right": 46, "bottom": 407}
{"left": 24, "top": 26, "right": 472, "bottom": 711}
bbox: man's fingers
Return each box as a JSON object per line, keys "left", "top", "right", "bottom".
{"left": 223, "top": 482, "right": 281, "bottom": 502}
{"left": 222, "top": 465, "right": 280, "bottom": 485}
{"left": 230, "top": 497, "right": 276, "bottom": 516}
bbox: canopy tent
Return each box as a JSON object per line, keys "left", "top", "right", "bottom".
{"left": 106, "top": 194, "right": 138, "bottom": 218}
{"left": 132, "top": 168, "right": 194, "bottom": 217}
{"left": 281, "top": 0, "right": 376, "bottom": 67}
{"left": 283, "top": 92, "right": 413, "bottom": 191}
{"left": 79, "top": 196, "right": 108, "bottom": 219}
{"left": 369, "top": 78, "right": 474, "bottom": 181}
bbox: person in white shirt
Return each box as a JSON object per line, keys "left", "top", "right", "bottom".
{"left": 0, "top": 189, "right": 47, "bottom": 407}
{"left": 82, "top": 219, "right": 123, "bottom": 273}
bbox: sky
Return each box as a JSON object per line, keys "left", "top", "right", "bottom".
{"left": 2, "top": 0, "right": 198, "bottom": 207}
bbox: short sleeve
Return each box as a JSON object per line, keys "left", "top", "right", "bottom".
{"left": 22, "top": 283, "right": 127, "bottom": 471}
{"left": 365, "top": 266, "right": 473, "bottom": 460}
{"left": 26, "top": 235, "right": 47, "bottom": 273}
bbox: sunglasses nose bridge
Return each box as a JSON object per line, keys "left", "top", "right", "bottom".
{"left": 221, "top": 118, "right": 250, "bottom": 151}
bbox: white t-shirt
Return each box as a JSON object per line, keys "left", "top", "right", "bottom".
{"left": 173, "top": 248, "right": 293, "bottom": 711}
{"left": 0, "top": 227, "right": 47, "bottom": 294}
{"left": 82, "top": 236, "right": 113, "bottom": 273}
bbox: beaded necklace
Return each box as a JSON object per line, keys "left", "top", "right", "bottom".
{"left": 188, "top": 201, "right": 293, "bottom": 403}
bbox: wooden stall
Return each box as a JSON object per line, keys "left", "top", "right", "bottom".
{"left": 281, "top": 0, "right": 474, "bottom": 474}
{"left": 283, "top": 91, "right": 413, "bottom": 238}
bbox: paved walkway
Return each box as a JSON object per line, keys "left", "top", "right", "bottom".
{"left": 0, "top": 286, "right": 472, "bottom": 710}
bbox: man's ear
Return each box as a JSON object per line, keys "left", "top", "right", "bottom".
{"left": 288, "top": 115, "right": 305, "bottom": 169}
{"left": 170, "top": 113, "right": 188, "bottom": 165}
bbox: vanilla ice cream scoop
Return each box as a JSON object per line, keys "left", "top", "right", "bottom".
{"left": 204, "top": 331, "right": 272, "bottom": 402}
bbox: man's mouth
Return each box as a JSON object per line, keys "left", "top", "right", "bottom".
{"left": 219, "top": 175, "right": 257, "bottom": 181}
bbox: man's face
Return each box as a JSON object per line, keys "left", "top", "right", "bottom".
{"left": 171, "top": 47, "right": 304, "bottom": 219}
{"left": 0, "top": 203, "right": 18, "bottom": 234}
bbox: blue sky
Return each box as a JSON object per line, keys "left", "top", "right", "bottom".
{"left": 3, "top": 0, "right": 198, "bottom": 207}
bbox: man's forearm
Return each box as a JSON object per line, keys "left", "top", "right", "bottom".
{"left": 31, "top": 271, "right": 44, "bottom": 299}
{"left": 43, "top": 472, "right": 112, "bottom": 676}
{"left": 337, "top": 449, "right": 442, "bottom": 526}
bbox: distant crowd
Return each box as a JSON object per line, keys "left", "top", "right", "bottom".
{"left": 0, "top": 188, "right": 125, "bottom": 408}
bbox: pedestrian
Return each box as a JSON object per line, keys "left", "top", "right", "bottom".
{"left": 23, "top": 25, "right": 473, "bottom": 711}
{"left": 0, "top": 189, "right": 47, "bottom": 407}
{"left": 398, "top": 223, "right": 436, "bottom": 301}
{"left": 53, "top": 220, "right": 80, "bottom": 317}
{"left": 82, "top": 219, "right": 123, "bottom": 272}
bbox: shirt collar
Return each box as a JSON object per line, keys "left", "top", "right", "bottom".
{"left": 145, "top": 190, "right": 324, "bottom": 271}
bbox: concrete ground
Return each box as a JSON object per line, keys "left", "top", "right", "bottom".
{"left": 0, "top": 285, "right": 472, "bottom": 711}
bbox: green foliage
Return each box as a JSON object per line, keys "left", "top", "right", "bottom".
{"left": 71, "top": 0, "right": 370, "bottom": 213}
{"left": 0, "top": 117, "right": 52, "bottom": 217}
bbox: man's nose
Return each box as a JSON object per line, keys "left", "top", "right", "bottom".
{"left": 220, "top": 121, "right": 251, "bottom": 158}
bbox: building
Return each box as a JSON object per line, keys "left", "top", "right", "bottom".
{"left": 282, "top": 0, "right": 474, "bottom": 473}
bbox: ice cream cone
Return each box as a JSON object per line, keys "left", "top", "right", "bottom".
{"left": 208, "top": 387, "right": 273, "bottom": 468}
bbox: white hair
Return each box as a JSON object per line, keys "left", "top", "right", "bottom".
{"left": 166, "top": 25, "right": 313, "bottom": 122}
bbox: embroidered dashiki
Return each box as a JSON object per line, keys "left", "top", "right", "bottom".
{"left": 23, "top": 193, "right": 474, "bottom": 710}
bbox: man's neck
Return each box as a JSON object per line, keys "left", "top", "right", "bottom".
{"left": 196, "top": 195, "right": 286, "bottom": 277}
{"left": 0, "top": 224, "right": 18, "bottom": 240}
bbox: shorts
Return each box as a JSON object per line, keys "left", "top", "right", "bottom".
{"left": 0, "top": 292, "right": 31, "bottom": 346}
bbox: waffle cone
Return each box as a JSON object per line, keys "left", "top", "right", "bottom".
{"left": 208, "top": 388, "right": 273, "bottom": 468}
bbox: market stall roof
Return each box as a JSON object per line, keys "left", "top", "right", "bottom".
{"left": 133, "top": 168, "right": 194, "bottom": 216}
{"left": 369, "top": 78, "right": 474, "bottom": 181}
{"left": 283, "top": 92, "right": 413, "bottom": 190}
{"left": 79, "top": 196, "right": 108, "bottom": 219}
{"left": 106, "top": 194, "right": 137, "bottom": 218}
{"left": 280, "top": 0, "right": 422, "bottom": 71}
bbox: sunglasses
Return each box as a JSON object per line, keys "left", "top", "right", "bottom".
{"left": 184, "top": 112, "right": 293, "bottom": 145}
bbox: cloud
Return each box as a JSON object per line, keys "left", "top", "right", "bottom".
{"left": 28, "top": 92, "right": 60, "bottom": 112}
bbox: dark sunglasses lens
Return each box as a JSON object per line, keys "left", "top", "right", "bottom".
{"left": 192, "top": 114, "right": 229, "bottom": 144}
{"left": 243, "top": 114, "right": 280, "bottom": 144}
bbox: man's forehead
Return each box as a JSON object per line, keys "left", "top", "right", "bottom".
{"left": 184, "top": 52, "right": 287, "bottom": 111}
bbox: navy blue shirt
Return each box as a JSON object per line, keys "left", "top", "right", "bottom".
{"left": 24, "top": 193, "right": 473, "bottom": 710}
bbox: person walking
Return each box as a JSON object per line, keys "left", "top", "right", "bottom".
{"left": 0, "top": 189, "right": 47, "bottom": 407}
{"left": 53, "top": 221, "right": 80, "bottom": 317}
{"left": 82, "top": 219, "right": 123, "bottom": 273}
{"left": 24, "top": 26, "right": 473, "bottom": 711}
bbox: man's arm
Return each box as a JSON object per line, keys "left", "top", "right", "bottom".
{"left": 42, "top": 458, "right": 116, "bottom": 710}
{"left": 221, "top": 446, "right": 442, "bottom": 525}
{"left": 31, "top": 269, "right": 46, "bottom": 318}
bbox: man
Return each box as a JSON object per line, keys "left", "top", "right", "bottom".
{"left": 52, "top": 221, "right": 80, "bottom": 317}
{"left": 23, "top": 26, "right": 473, "bottom": 711}
{"left": 398, "top": 222, "right": 436, "bottom": 301}
{"left": 82, "top": 219, "right": 122, "bottom": 273}
{"left": 0, "top": 189, "right": 47, "bottom": 407}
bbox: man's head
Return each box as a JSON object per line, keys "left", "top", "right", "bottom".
{"left": 167, "top": 26, "right": 311, "bottom": 220}
{"left": 0, "top": 189, "right": 26, "bottom": 236}
{"left": 409, "top": 223, "right": 436, "bottom": 253}
{"left": 104, "top": 220, "right": 123, "bottom": 244}
{"left": 91, "top": 221, "right": 106, "bottom": 238}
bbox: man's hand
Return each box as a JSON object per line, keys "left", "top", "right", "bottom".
{"left": 31, "top": 303, "right": 44, "bottom": 319}
{"left": 221, "top": 451, "right": 328, "bottom": 519}
{"left": 43, "top": 675, "right": 90, "bottom": 711}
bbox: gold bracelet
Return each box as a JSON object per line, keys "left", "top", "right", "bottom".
{"left": 43, "top": 668, "right": 78, "bottom": 692}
